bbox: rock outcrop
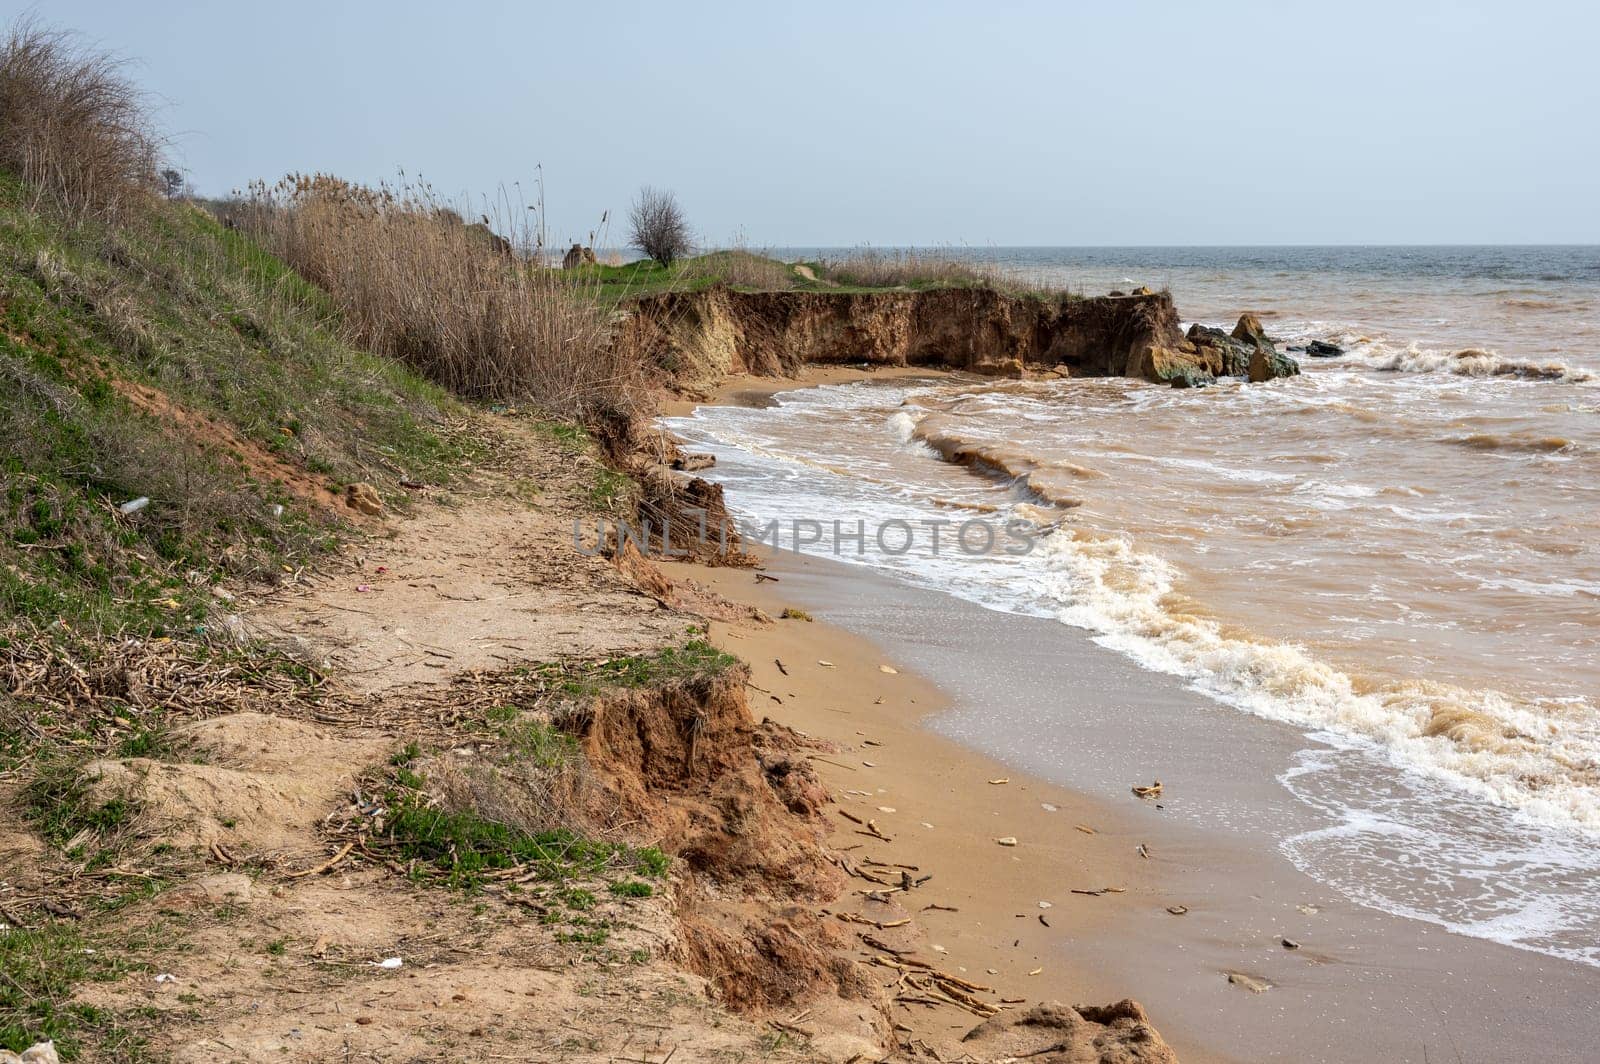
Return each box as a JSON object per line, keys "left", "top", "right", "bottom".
{"left": 1229, "top": 313, "right": 1301, "bottom": 383}
{"left": 627, "top": 287, "right": 1303, "bottom": 393}
{"left": 1185, "top": 323, "right": 1253, "bottom": 378}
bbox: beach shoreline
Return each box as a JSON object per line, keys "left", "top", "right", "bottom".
{"left": 661, "top": 367, "right": 1600, "bottom": 1064}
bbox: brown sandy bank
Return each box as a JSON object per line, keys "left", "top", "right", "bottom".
{"left": 661, "top": 551, "right": 1219, "bottom": 1063}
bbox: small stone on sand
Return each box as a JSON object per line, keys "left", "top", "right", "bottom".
{"left": 995, "top": 836, "right": 1018, "bottom": 847}
{"left": 1226, "top": 971, "right": 1271, "bottom": 994}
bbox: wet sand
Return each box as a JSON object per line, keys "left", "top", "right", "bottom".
{"left": 663, "top": 371, "right": 1600, "bottom": 1063}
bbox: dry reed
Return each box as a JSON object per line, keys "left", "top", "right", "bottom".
{"left": 242, "top": 174, "right": 647, "bottom": 418}
{"left": 0, "top": 17, "right": 161, "bottom": 222}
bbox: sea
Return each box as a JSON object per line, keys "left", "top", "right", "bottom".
{"left": 660, "top": 246, "right": 1600, "bottom": 968}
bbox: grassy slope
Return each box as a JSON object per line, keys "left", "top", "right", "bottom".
{"left": 0, "top": 180, "right": 486, "bottom": 1057}
{"left": 0, "top": 174, "right": 472, "bottom": 638}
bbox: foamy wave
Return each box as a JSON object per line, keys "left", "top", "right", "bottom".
{"left": 1035, "top": 529, "right": 1600, "bottom": 832}
{"left": 1359, "top": 343, "right": 1594, "bottom": 383}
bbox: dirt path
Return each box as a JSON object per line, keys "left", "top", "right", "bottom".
{"left": 43, "top": 418, "right": 842, "bottom": 1062}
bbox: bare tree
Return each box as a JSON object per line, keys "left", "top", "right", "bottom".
{"left": 161, "top": 167, "right": 184, "bottom": 199}
{"left": 628, "top": 186, "right": 690, "bottom": 268}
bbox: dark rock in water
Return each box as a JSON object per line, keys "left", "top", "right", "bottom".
{"left": 1231, "top": 313, "right": 1269, "bottom": 347}
{"left": 1226, "top": 313, "right": 1300, "bottom": 382}
{"left": 1306, "top": 340, "right": 1344, "bottom": 358}
{"left": 1186, "top": 323, "right": 1252, "bottom": 378}
{"left": 1169, "top": 368, "right": 1215, "bottom": 388}
{"left": 1249, "top": 342, "right": 1301, "bottom": 382}
{"left": 1287, "top": 345, "right": 1305, "bottom": 352}
{"left": 1108, "top": 290, "right": 1126, "bottom": 297}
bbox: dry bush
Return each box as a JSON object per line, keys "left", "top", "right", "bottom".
{"left": 0, "top": 17, "right": 161, "bottom": 222}
{"left": 242, "top": 174, "right": 647, "bottom": 417}
{"left": 628, "top": 185, "right": 691, "bottom": 268}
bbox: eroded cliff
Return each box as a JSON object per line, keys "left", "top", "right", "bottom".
{"left": 623, "top": 285, "right": 1294, "bottom": 393}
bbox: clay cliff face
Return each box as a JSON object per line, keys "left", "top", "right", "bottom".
{"left": 624, "top": 286, "right": 1251, "bottom": 392}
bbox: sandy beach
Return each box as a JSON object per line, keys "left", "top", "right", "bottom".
{"left": 662, "top": 369, "right": 1600, "bottom": 1064}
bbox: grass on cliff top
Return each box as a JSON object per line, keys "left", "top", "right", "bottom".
{"left": 573, "top": 248, "right": 1076, "bottom": 303}
{"left": 530, "top": 639, "right": 741, "bottom": 697}
{"left": 0, "top": 169, "right": 474, "bottom": 639}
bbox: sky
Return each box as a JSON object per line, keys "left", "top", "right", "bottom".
{"left": 13, "top": 0, "right": 1599, "bottom": 246}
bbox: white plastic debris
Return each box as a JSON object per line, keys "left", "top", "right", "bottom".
{"left": 154, "top": 973, "right": 177, "bottom": 983}
{"left": 374, "top": 957, "right": 403, "bottom": 970}
{"left": 118, "top": 497, "right": 150, "bottom": 515}
{"left": 269, "top": 504, "right": 285, "bottom": 519}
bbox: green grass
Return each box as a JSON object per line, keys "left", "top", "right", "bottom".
{"left": 384, "top": 791, "right": 666, "bottom": 891}
{"left": 608, "top": 879, "right": 653, "bottom": 898}
{"left": 496, "top": 716, "right": 581, "bottom": 768}
{"left": 22, "top": 750, "right": 137, "bottom": 860}
{"left": 568, "top": 251, "right": 830, "bottom": 304}
{"left": 0, "top": 922, "right": 154, "bottom": 1060}
{"left": 532, "top": 640, "right": 740, "bottom": 698}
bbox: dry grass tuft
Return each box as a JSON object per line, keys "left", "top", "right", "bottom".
{"left": 818, "top": 248, "right": 1001, "bottom": 289}
{"left": 682, "top": 248, "right": 796, "bottom": 290}
{"left": 240, "top": 174, "right": 648, "bottom": 418}
{"left": 0, "top": 17, "right": 161, "bottom": 222}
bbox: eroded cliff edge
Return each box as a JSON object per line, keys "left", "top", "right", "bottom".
{"left": 623, "top": 285, "right": 1298, "bottom": 394}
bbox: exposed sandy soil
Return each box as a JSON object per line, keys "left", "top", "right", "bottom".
{"left": 5, "top": 407, "right": 1178, "bottom": 1063}
{"left": 256, "top": 490, "right": 682, "bottom": 696}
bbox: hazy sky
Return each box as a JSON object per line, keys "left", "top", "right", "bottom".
{"left": 16, "top": 0, "right": 1599, "bottom": 246}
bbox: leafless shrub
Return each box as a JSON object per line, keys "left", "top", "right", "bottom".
{"left": 0, "top": 17, "right": 162, "bottom": 222}
{"left": 242, "top": 174, "right": 648, "bottom": 418}
{"left": 628, "top": 186, "right": 691, "bottom": 268}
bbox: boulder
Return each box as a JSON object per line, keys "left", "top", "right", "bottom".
{"left": 1231, "top": 313, "right": 1268, "bottom": 346}
{"left": 1226, "top": 313, "right": 1300, "bottom": 382}
{"left": 1186, "top": 323, "right": 1253, "bottom": 378}
{"left": 1130, "top": 344, "right": 1213, "bottom": 386}
{"left": 1306, "top": 339, "right": 1344, "bottom": 357}
{"left": 1248, "top": 342, "right": 1301, "bottom": 383}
